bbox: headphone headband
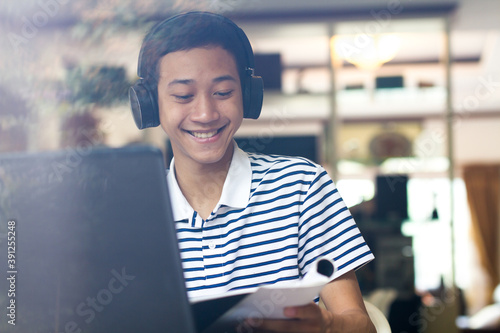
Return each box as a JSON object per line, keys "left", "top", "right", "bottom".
{"left": 137, "top": 11, "right": 255, "bottom": 80}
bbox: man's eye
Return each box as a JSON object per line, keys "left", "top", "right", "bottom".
{"left": 172, "top": 94, "right": 193, "bottom": 102}
{"left": 214, "top": 90, "right": 233, "bottom": 98}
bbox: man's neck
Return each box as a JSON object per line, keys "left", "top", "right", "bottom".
{"left": 173, "top": 149, "right": 233, "bottom": 220}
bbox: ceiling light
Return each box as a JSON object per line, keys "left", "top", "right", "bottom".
{"left": 331, "top": 34, "right": 401, "bottom": 71}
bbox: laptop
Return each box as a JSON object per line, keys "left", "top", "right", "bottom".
{"left": 0, "top": 146, "right": 197, "bottom": 333}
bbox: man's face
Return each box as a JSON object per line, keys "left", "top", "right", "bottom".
{"left": 157, "top": 46, "right": 244, "bottom": 168}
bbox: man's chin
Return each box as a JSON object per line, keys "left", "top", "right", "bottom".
{"left": 192, "top": 148, "right": 233, "bottom": 167}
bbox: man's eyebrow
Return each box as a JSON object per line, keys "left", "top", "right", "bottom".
{"left": 213, "top": 75, "right": 237, "bottom": 83}
{"left": 167, "top": 75, "right": 237, "bottom": 87}
{"left": 168, "top": 79, "right": 194, "bottom": 87}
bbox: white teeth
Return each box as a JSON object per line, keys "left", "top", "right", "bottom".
{"left": 191, "top": 130, "right": 218, "bottom": 139}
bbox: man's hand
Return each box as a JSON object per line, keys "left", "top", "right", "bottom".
{"left": 246, "top": 302, "right": 333, "bottom": 333}
{"left": 245, "top": 270, "right": 376, "bottom": 333}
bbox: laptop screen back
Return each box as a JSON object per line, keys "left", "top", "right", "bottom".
{"left": 0, "top": 146, "right": 196, "bottom": 333}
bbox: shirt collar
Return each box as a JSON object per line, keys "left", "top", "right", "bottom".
{"left": 218, "top": 143, "right": 252, "bottom": 209}
{"left": 167, "top": 142, "right": 252, "bottom": 222}
{"left": 167, "top": 160, "right": 192, "bottom": 222}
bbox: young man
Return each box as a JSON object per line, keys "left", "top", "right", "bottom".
{"left": 130, "top": 11, "right": 375, "bottom": 332}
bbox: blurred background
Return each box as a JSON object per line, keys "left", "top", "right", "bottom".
{"left": 1, "top": 0, "right": 499, "bottom": 332}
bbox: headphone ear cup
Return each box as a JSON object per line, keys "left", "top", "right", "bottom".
{"left": 243, "top": 75, "right": 264, "bottom": 119}
{"left": 129, "top": 80, "right": 160, "bottom": 129}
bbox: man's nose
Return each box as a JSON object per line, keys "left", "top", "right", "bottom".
{"left": 190, "top": 93, "right": 220, "bottom": 123}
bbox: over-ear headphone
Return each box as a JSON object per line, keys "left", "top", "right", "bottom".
{"left": 129, "top": 11, "right": 264, "bottom": 130}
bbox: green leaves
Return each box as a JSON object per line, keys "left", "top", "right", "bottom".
{"left": 65, "top": 65, "right": 130, "bottom": 108}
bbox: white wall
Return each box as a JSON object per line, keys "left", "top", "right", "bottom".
{"left": 454, "top": 117, "right": 500, "bottom": 165}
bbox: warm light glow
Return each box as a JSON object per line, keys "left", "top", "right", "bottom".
{"left": 331, "top": 34, "right": 401, "bottom": 71}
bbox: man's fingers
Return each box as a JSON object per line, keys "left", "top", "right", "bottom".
{"left": 284, "top": 302, "right": 322, "bottom": 320}
{"left": 247, "top": 318, "right": 321, "bottom": 333}
{"left": 245, "top": 303, "right": 326, "bottom": 332}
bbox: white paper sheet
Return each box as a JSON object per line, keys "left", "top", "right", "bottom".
{"left": 193, "top": 257, "right": 336, "bottom": 333}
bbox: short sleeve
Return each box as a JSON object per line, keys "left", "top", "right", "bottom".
{"left": 297, "top": 166, "right": 374, "bottom": 279}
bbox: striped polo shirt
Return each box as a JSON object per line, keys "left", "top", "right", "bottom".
{"left": 167, "top": 143, "right": 373, "bottom": 301}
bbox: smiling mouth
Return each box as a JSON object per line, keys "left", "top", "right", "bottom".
{"left": 188, "top": 125, "right": 226, "bottom": 139}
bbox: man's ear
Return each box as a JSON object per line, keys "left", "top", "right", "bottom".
{"left": 242, "top": 75, "right": 263, "bottom": 120}
{"left": 129, "top": 79, "right": 160, "bottom": 129}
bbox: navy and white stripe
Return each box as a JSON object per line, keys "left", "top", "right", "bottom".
{"left": 168, "top": 143, "right": 373, "bottom": 300}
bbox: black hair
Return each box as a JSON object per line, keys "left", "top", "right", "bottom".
{"left": 139, "top": 12, "right": 248, "bottom": 89}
